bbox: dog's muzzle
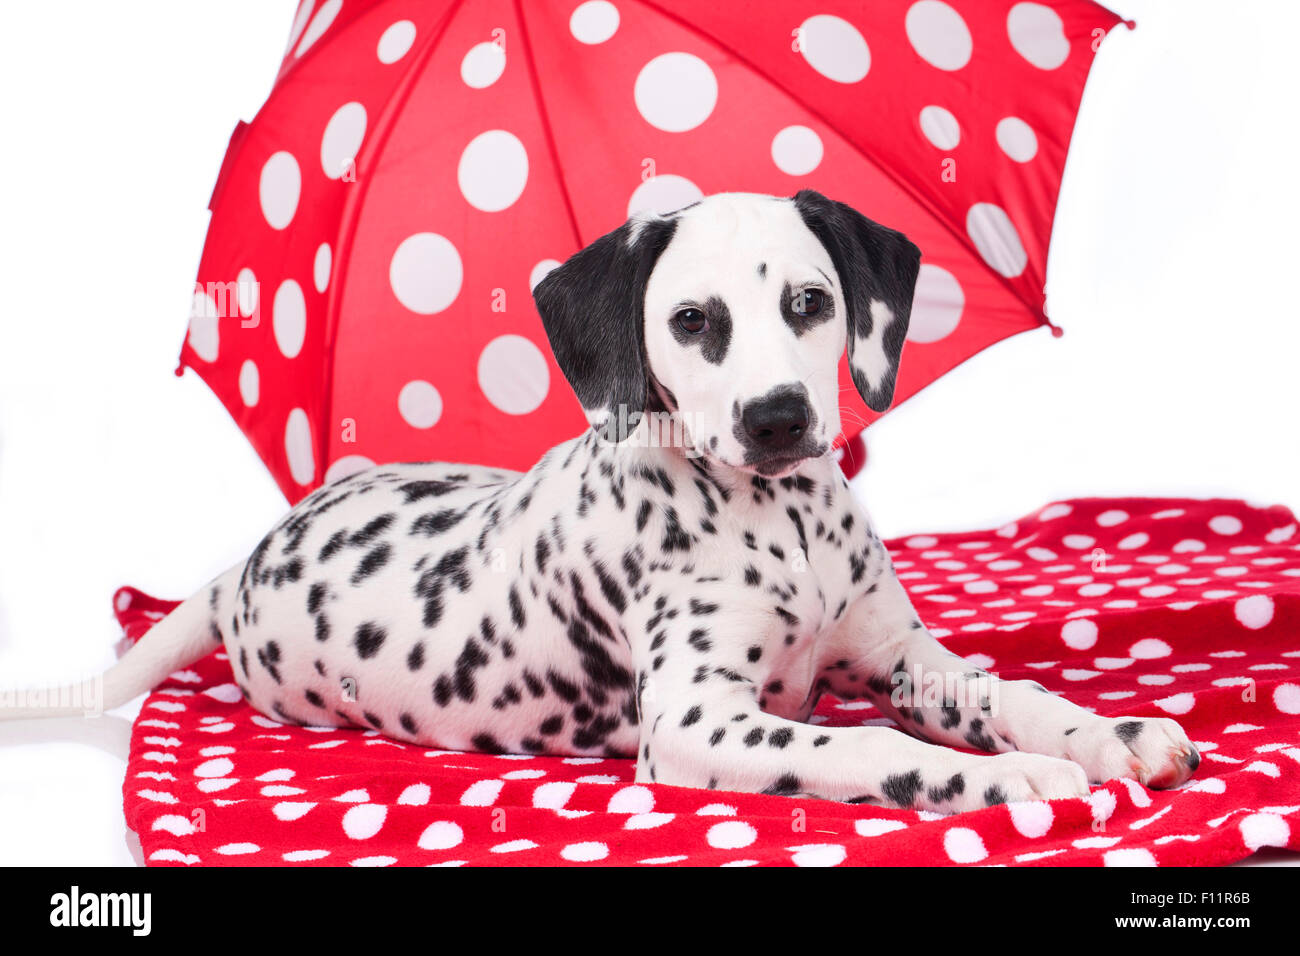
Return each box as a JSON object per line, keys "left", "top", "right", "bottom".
{"left": 735, "top": 384, "right": 824, "bottom": 475}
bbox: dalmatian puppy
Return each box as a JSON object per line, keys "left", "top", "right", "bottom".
{"left": 8, "top": 191, "right": 1198, "bottom": 812}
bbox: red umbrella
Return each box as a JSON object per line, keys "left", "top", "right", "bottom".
{"left": 182, "top": 0, "right": 1128, "bottom": 502}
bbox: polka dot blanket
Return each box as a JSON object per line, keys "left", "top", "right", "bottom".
{"left": 119, "top": 497, "right": 1300, "bottom": 866}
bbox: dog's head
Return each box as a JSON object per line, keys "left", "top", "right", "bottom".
{"left": 534, "top": 191, "right": 921, "bottom": 477}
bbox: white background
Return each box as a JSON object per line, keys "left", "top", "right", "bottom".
{"left": 0, "top": 1, "right": 1296, "bottom": 866}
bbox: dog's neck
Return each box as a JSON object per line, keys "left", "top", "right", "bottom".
{"left": 599, "top": 413, "right": 846, "bottom": 509}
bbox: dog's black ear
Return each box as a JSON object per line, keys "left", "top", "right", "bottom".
{"left": 792, "top": 190, "right": 921, "bottom": 412}
{"left": 534, "top": 216, "right": 678, "bottom": 440}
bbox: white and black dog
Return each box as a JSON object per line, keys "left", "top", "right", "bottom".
{"left": 8, "top": 191, "right": 1197, "bottom": 811}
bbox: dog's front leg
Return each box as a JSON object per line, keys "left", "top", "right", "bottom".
{"left": 832, "top": 574, "right": 1200, "bottom": 790}
{"left": 632, "top": 612, "right": 1090, "bottom": 811}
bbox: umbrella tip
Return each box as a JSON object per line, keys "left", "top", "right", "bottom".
{"left": 1048, "top": 322, "right": 1065, "bottom": 339}
{"left": 174, "top": 360, "right": 186, "bottom": 378}
{"left": 1123, "top": 18, "right": 1137, "bottom": 30}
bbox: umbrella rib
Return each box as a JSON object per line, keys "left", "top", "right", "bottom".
{"left": 513, "top": 0, "right": 584, "bottom": 249}
{"left": 631, "top": 0, "right": 1050, "bottom": 328}
{"left": 319, "top": 0, "right": 468, "bottom": 490}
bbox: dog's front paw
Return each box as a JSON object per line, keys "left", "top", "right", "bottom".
{"left": 935, "top": 752, "right": 1090, "bottom": 813}
{"left": 1064, "top": 716, "right": 1199, "bottom": 789}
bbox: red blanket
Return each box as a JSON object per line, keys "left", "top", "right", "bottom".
{"left": 119, "top": 497, "right": 1300, "bottom": 866}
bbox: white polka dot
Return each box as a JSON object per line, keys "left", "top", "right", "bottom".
{"left": 1274, "top": 683, "right": 1300, "bottom": 715}
{"left": 532, "top": 781, "right": 576, "bottom": 809}
{"left": 216, "top": 842, "right": 261, "bottom": 856}
{"left": 1096, "top": 509, "right": 1129, "bottom": 527}
{"left": 1008, "top": 801, "right": 1054, "bottom": 838}
{"left": 194, "top": 757, "right": 233, "bottom": 778}
{"left": 1007, "top": 2, "right": 1070, "bottom": 69}
{"left": 285, "top": 408, "right": 315, "bottom": 486}
{"left": 313, "top": 243, "right": 332, "bottom": 293}
{"left": 790, "top": 844, "right": 847, "bottom": 867}
{"left": 1154, "top": 692, "right": 1195, "bottom": 715}
{"left": 1234, "top": 594, "right": 1274, "bottom": 630}
{"left": 460, "top": 779, "right": 504, "bottom": 807}
{"left": 1061, "top": 619, "right": 1098, "bottom": 650}
{"left": 1103, "top": 848, "right": 1157, "bottom": 867}
{"left": 324, "top": 455, "right": 375, "bottom": 484}
{"left": 906, "top": 535, "right": 939, "bottom": 548}
{"left": 239, "top": 360, "right": 259, "bottom": 407}
{"left": 560, "top": 841, "right": 609, "bottom": 862}
{"left": 570, "top": 1, "right": 619, "bottom": 44}
{"left": 273, "top": 279, "right": 306, "bottom": 359}
{"left": 258, "top": 151, "right": 300, "bottom": 230}
{"left": 626, "top": 813, "right": 675, "bottom": 831}
{"left": 918, "top": 105, "right": 960, "bottom": 150}
{"left": 458, "top": 130, "right": 528, "bottom": 211}
{"left": 390, "top": 232, "right": 463, "bottom": 314}
{"left": 1129, "top": 638, "right": 1172, "bottom": 660}
{"left": 907, "top": 264, "right": 964, "bottom": 344}
{"left": 1140, "top": 585, "right": 1175, "bottom": 598}
{"left": 398, "top": 380, "right": 443, "bottom": 429}
{"left": 966, "top": 203, "right": 1027, "bottom": 278}
{"left": 284, "top": 0, "right": 314, "bottom": 55}
{"left": 634, "top": 53, "right": 717, "bottom": 132}
{"left": 996, "top": 116, "right": 1038, "bottom": 162}
{"left": 282, "top": 849, "right": 329, "bottom": 862}
{"left": 187, "top": 290, "right": 220, "bottom": 362}
{"left": 1138, "top": 674, "right": 1174, "bottom": 686}
{"left": 771, "top": 125, "right": 823, "bottom": 176}
{"left": 461, "top": 41, "right": 506, "bottom": 88}
{"left": 855, "top": 818, "right": 908, "bottom": 837}
{"left": 905, "top": 1, "right": 973, "bottom": 71}
{"left": 152, "top": 814, "right": 198, "bottom": 836}
{"left": 798, "top": 14, "right": 870, "bottom": 83}
{"left": 1240, "top": 813, "right": 1290, "bottom": 851}
{"left": 478, "top": 334, "right": 550, "bottom": 415}
{"left": 1063, "top": 534, "right": 1095, "bottom": 550}
{"left": 529, "top": 259, "right": 562, "bottom": 292}
{"left": 707, "top": 820, "right": 757, "bottom": 849}
{"left": 377, "top": 20, "right": 416, "bottom": 63}
{"left": 321, "top": 102, "right": 366, "bottom": 179}
{"left": 236, "top": 267, "right": 258, "bottom": 318}
{"left": 1040, "top": 503, "right": 1072, "bottom": 521}
{"left": 273, "top": 801, "right": 316, "bottom": 821}
{"left": 295, "top": 0, "right": 341, "bottom": 57}
{"left": 943, "top": 827, "right": 987, "bottom": 863}
{"left": 627, "top": 174, "right": 703, "bottom": 217}
{"left": 417, "top": 820, "right": 464, "bottom": 850}
{"left": 607, "top": 785, "right": 655, "bottom": 814}
{"left": 1210, "top": 515, "right": 1243, "bottom": 535}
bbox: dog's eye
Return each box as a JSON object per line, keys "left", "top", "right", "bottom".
{"left": 675, "top": 308, "right": 708, "bottom": 334}
{"left": 793, "top": 289, "right": 825, "bottom": 317}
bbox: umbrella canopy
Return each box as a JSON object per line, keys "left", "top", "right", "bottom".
{"left": 183, "top": 0, "right": 1126, "bottom": 503}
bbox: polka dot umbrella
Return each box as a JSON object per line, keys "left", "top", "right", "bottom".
{"left": 182, "top": 0, "right": 1129, "bottom": 503}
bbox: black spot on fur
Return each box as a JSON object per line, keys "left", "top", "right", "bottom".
{"left": 1115, "top": 720, "right": 1144, "bottom": 744}
{"left": 353, "top": 621, "right": 386, "bottom": 659}
{"left": 761, "top": 773, "right": 800, "bottom": 797}
{"left": 882, "top": 770, "right": 923, "bottom": 808}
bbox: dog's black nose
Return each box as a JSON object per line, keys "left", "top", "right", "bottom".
{"left": 742, "top": 391, "right": 811, "bottom": 452}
